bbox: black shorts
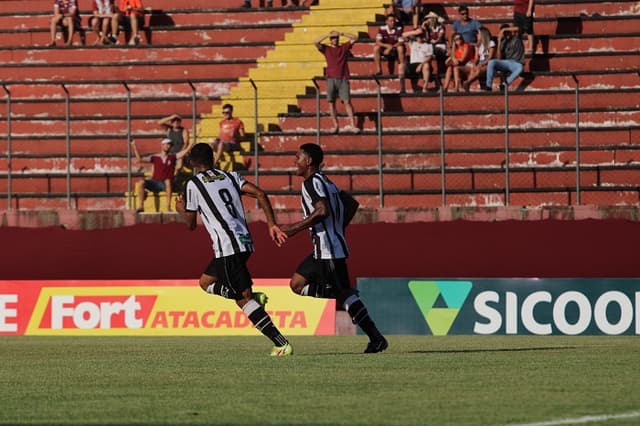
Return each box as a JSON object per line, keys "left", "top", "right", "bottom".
{"left": 407, "top": 62, "right": 429, "bottom": 77}
{"left": 295, "top": 254, "right": 351, "bottom": 291}
{"left": 381, "top": 47, "right": 399, "bottom": 60}
{"left": 514, "top": 12, "right": 534, "bottom": 35}
{"left": 203, "top": 252, "right": 253, "bottom": 298}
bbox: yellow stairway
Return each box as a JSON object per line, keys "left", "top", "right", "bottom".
{"left": 199, "top": 0, "right": 385, "bottom": 138}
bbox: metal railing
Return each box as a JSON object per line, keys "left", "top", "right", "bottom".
{"left": 1, "top": 77, "right": 638, "bottom": 210}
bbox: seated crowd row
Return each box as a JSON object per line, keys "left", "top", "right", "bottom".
{"left": 377, "top": 3, "right": 535, "bottom": 92}
{"left": 50, "top": 0, "right": 145, "bottom": 46}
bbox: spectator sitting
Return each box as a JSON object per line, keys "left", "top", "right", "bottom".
{"left": 422, "top": 11, "right": 446, "bottom": 59}
{"left": 374, "top": 14, "right": 406, "bottom": 92}
{"left": 90, "top": 0, "right": 118, "bottom": 45}
{"left": 452, "top": 5, "right": 482, "bottom": 45}
{"left": 462, "top": 27, "right": 496, "bottom": 91}
{"left": 48, "top": 0, "right": 81, "bottom": 47}
{"left": 484, "top": 24, "right": 525, "bottom": 91}
{"left": 401, "top": 27, "right": 434, "bottom": 93}
{"left": 213, "top": 104, "right": 245, "bottom": 166}
{"left": 131, "top": 138, "right": 190, "bottom": 212}
{"left": 116, "top": 0, "right": 145, "bottom": 45}
{"left": 441, "top": 32, "right": 474, "bottom": 93}
{"left": 388, "top": 0, "right": 421, "bottom": 30}
{"left": 158, "top": 113, "right": 191, "bottom": 170}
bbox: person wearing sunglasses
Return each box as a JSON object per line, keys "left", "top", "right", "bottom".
{"left": 452, "top": 5, "right": 482, "bottom": 45}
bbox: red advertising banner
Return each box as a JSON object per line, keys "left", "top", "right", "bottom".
{"left": 0, "top": 279, "right": 335, "bottom": 336}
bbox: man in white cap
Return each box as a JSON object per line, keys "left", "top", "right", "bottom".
{"left": 130, "top": 137, "right": 190, "bottom": 212}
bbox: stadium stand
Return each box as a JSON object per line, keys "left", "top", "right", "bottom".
{"left": 0, "top": 0, "right": 638, "bottom": 212}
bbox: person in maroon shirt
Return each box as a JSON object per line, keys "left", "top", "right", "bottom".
{"left": 49, "top": 0, "right": 81, "bottom": 46}
{"left": 314, "top": 30, "right": 359, "bottom": 134}
{"left": 131, "top": 138, "right": 190, "bottom": 212}
{"left": 374, "top": 14, "right": 406, "bottom": 92}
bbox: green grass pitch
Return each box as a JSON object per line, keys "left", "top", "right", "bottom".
{"left": 0, "top": 335, "right": 638, "bottom": 425}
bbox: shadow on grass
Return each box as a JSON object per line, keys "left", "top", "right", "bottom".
{"left": 408, "top": 346, "right": 578, "bottom": 354}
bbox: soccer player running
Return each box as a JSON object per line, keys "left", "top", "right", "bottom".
{"left": 175, "top": 143, "right": 293, "bottom": 357}
{"left": 280, "top": 143, "right": 388, "bottom": 353}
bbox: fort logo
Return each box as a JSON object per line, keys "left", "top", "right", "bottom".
{"left": 408, "top": 280, "right": 473, "bottom": 335}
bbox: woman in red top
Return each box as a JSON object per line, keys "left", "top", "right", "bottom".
{"left": 440, "top": 32, "right": 475, "bottom": 92}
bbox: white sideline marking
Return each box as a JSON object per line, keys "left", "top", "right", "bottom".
{"left": 507, "top": 410, "right": 640, "bottom": 426}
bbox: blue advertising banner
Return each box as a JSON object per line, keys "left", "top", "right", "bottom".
{"left": 357, "top": 278, "right": 640, "bottom": 336}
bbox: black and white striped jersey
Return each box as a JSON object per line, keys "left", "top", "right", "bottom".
{"left": 185, "top": 169, "right": 254, "bottom": 258}
{"left": 301, "top": 172, "right": 349, "bottom": 260}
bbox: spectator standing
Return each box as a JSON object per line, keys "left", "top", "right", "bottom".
{"left": 315, "top": 30, "right": 359, "bottom": 134}
{"left": 117, "top": 0, "right": 145, "bottom": 45}
{"left": 214, "top": 104, "right": 245, "bottom": 166}
{"left": 485, "top": 24, "right": 525, "bottom": 91}
{"left": 452, "top": 5, "right": 482, "bottom": 45}
{"left": 514, "top": 0, "right": 535, "bottom": 53}
{"left": 175, "top": 143, "right": 293, "bottom": 357}
{"left": 402, "top": 27, "right": 434, "bottom": 92}
{"left": 280, "top": 143, "right": 388, "bottom": 354}
{"left": 462, "top": 27, "right": 496, "bottom": 91}
{"left": 131, "top": 138, "right": 189, "bottom": 212}
{"left": 49, "top": 0, "right": 81, "bottom": 47}
{"left": 90, "top": 0, "right": 118, "bottom": 45}
{"left": 374, "top": 14, "right": 406, "bottom": 92}
{"left": 441, "top": 32, "right": 474, "bottom": 92}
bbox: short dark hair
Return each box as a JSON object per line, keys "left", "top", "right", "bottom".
{"left": 222, "top": 103, "right": 233, "bottom": 111}
{"left": 458, "top": 5, "right": 469, "bottom": 12}
{"left": 190, "top": 143, "right": 214, "bottom": 169}
{"left": 300, "top": 143, "right": 323, "bottom": 167}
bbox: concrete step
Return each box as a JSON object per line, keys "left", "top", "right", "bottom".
{"left": 0, "top": 45, "right": 272, "bottom": 63}
{"left": 293, "top": 89, "right": 640, "bottom": 114}
{"left": 275, "top": 110, "right": 640, "bottom": 132}
{"left": 0, "top": 10, "right": 305, "bottom": 29}
{"left": 260, "top": 127, "right": 640, "bottom": 152}
{"left": 0, "top": 26, "right": 295, "bottom": 46}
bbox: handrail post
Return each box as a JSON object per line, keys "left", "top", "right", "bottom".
{"left": 3, "top": 84, "right": 12, "bottom": 210}
{"left": 62, "top": 84, "right": 71, "bottom": 209}
{"left": 503, "top": 81, "right": 510, "bottom": 206}
{"left": 439, "top": 86, "right": 446, "bottom": 206}
{"left": 188, "top": 81, "right": 197, "bottom": 146}
{"left": 373, "top": 75, "right": 383, "bottom": 208}
{"left": 312, "top": 77, "right": 321, "bottom": 145}
{"left": 572, "top": 74, "right": 581, "bottom": 205}
{"left": 249, "top": 79, "right": 259, "bottom": 207}
{"left": 123, "top": 82, "right": 133, "bottom": 209}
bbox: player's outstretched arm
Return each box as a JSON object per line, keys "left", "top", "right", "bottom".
{"left": 280, "top": 199, "right": 328, "bottom": 237}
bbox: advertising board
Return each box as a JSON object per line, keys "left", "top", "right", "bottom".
{"left": 357, "top": 278, "right": 640, "bottom": 335}
{"left": 0, "top": 279, "right": 335, "bottom": 336}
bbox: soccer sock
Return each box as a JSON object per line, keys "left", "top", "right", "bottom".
{"left": 206, "top": 282, "right": 239, "bottom": 300}
{"left": 344, "top": 295, "right": 382, "bottom": 340}
{"left": 301, "top": 282, "right": 334, "bottom": 298}
{"left": 242, "top": 299, "right": 288, "bottom": 347}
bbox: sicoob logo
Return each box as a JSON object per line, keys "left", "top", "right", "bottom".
{"left": 408, "top": 281, "right": 472, "bottom": 335}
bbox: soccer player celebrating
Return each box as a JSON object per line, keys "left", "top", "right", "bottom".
{"left": 175, "top": 143, "right": 293, "bottom": 357}
{"left": 280, "top": 143, "right": 388, "bottom": 353}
